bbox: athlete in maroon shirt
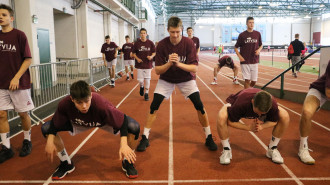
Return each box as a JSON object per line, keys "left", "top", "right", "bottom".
{"left": 101, "top": 35, "right": 120, "bottom": 87}
{"left": 298, "top": 60, "right": 330, "bottom": 165}
{"left": 235, "top": 17, "right": 263, "bottom": 89}
{"left": 42, "top": 81, "right": 140, "bottom": 179}
{"left": 217, "top": 88, "right": 289, "bottom": 165}
{"left": 132, "top": 28, "right": 156, "bottom": 101}
{"left": 0, "top": 4, "right": 34, "bottom": 163}
{"left": 210, "top": 56, "right": 240, "bottom": 85}
{"left": 120, "top": 35, "right": 134, "bottom": 80}
{"left": 187, "top": 27, "right": 200, "bottom": 57}
{"left": 136, "top": 16, "right": 217, "bottom": 152}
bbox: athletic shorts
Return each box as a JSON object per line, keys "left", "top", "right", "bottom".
{"left": 137, "top": 69, "right": 152, "bottom": 81}
{"left": 107, "top": 59, "right": 117, "bottom": 68}
{"left": 124, "top": 60, "right": 134, "bottom": 66}
{"left": 307, "top": 88, "right": 329, "bottom": 108}
{"left": 154, "top": 79, "right": 199, "bottom": 99}
{"left": 241, "top": 64, "right": 258, "bottom": 81}
{"left": 70, "top": 124, "right": 118, "bottom": 136}
{"left": 0, "top": 89, "right": 34, "bottom": 112}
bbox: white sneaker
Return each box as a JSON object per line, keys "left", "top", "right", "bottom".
{"left": 219, "top": 149, "right": 232, "bottom": 165}
{"left": 211, "top": 81, "right": 217, "bottom": 85}
{"left": 266, "top": 148, "right": 284, "bottom": 164}
{"left": 233, "top": 79, "right": 239, "bottom": 85}
{"left": 298, "top": 148, "right": 315, "bottom": 165}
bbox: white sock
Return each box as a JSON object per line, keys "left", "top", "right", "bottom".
{"left": 127, "top": 73, "right": 129, "bottom": 77}
{"left": 214, "top": 77, "right": 217, "bottom": 81}
{"left": 203, "top": 126, "right": 211, "bottom": 138}
{"left": 57, "top": 149, "right": 71, "bottom": 164}
{"left": 269, "top": 136, "right": 281, "bottom": 149}
{"left": 300, "top": 136, "right": 308, "bottom": 149}
{"left": 111, "top": 78, "right": 115, "bottom": 81}
{"left": 0, "top": 133, "right": 10, "bottom": 148}
{"left": 234, "top": 76, "right": 237, "bottom": 80}
{"left": 221, "top": 138, "right": 231, "bottom": 149}
{"left": 143, "top": 128, "right": 151, "bottom": 139}
{"left": 23, "top": 129, "right": 31, "bottom": 141}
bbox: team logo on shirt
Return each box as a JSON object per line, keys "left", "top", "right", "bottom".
{"left": 0, "top": 40, "right": 17, "bottom": 52}
{"left": 139, "top": 46, "right": 151, "bottom": 51}
{"left": 105, "top": 47, "right": 114, "bottom": 52}
{"left": 72, "top": 118, "right": 102, "bottom": 127}
{"left": 245, "top": 37, "right": 258, "bottom": 43}
{"left": 124, "top": 46, "right": 131, "bottom": 49}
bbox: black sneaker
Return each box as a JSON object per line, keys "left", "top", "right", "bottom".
{"left": 126, "top": 76, "right": 130, "bottom": 81}
{"left": 52, "top": 161, "right": 75, "bottom": 180}
{"left": 122, "top": 159, "right": 138, "bottom": 179}
{"left": 0, "top": 145, "right": 14, "bottom": 163}
{"left": 139, "top": 86, "right": 144, "bottom": 96}
{"left": 144, "top": 93, "right": 149, "bottom": 101}
{"left": 111, "top": 80, "right": 115, "bottom": 88}
{"left": 205, "top": 134, "right": 218, "bottom": 151}
{"left": 131, "top": 73, "right": 134, "bottom": 79}
{"left": 19, "top": 139, "right": 32, "bottom": 157}
{"left": 137, "top": 135, "right": 149, "bottom": 152}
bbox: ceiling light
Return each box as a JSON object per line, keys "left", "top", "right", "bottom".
{"left": 226, "top": 6, "right": 230, "bottom": 10}
{"left": 258, "top": 6, "right": 262, "bottom": 9}
{"left": 320, "top": 4, "right": 325, "bottom": 8}
{"left": 288, "top": 5, "right": 292, "bottom": 8}
{"left": 304, "top": 15, "right": 311, "bottom": 19}
{"left": 269, "top": 2, "right": 279, "bottom": 7}
{"left": 291, "top": 13, "right": 295, "bottom": 15}
{"left": 216, "top": 14, "right": 219, "bottom": 16}
{"left": 317, "top": 17, "right": 320, "bottom": 20}
{"left": 266, "top": 13, "right": 269, "bottom": 16}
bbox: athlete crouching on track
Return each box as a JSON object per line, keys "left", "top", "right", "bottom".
{"left": 217, "top": 88, "right": 290, "bottom": 165}
{"left": 41, "top": 80, "right": 140, "bottom": 180}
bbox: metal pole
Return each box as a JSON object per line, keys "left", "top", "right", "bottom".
{"left": 280, "top": 74, "right": 284, "bottom": 99}
{"left": 272, "top": 50, "right": 273, "bottom": 66}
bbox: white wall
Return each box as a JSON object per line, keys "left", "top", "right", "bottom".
{"left": 111, "top": 15, "right": 119, "bottom": 44}
{"left": 0, "top": 0, "right": 10, "bottom": 5}
{"left": 321, "top": 18, "right": 330, "bottom": 45}
{"left": 195, "top": 25, "right": 213, "bottom": 47}
{"left": 292, "top": 23, "right": 310, "bottom": 44}
{"left": 87, "top": 6, "right": 104, "bottom": 58}
{"left": 52, "top": 0, "right": 74, "bottom": 15}
{"left": 54, "top": 13, "right": 78, "bottom": 58}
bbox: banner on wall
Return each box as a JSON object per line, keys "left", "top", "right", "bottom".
{"left": 221, "top": 24, "right": 266, "bottom": 43}
{"left": 222, "top": 25, "right": 231, "bottom": 43}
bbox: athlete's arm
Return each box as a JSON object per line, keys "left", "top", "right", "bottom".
{"left": 155, "top": 60, "right": 173, "bottom": 75}
{"left": 175, "top": 62, "right": 197, "bottom": 73}
{"left": 147, "top": 52, "right": 156, "bottom": 60}
{"left": 9, "top": 58, "right": 31, "bottom": 91}
{"left": 132, "top": 53, "right": 142, "bottom": 63}
{"left": 234, "top": 48, "right": 245, "bottom": 62}
{"left": 118, "top": 116, "right": 136, "bottom": 164}
{"left": 255, "top": 45, "right": 263, "bottom": 56}
{"left": 256, "top": 121, "right": 277, "bottom": 132}
{"left": 326, "top": 87, "right": 330, "bottom": 99}
{"left": 102, "top": 53, "right": 107, "bottom": 66}
{"left": 197, "top": 47, "right": 200, "bottom": 56}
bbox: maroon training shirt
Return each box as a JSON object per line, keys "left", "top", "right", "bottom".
{"left": 310, "top": 60, "right": 330, "bottom": 95}
{"left": 191, "top": 36, "right": 200, "bottom": 50}
{"left": 226, "top": 88, "right": 279, "bottom": 123}
{"left": 122, "top": 43, "right": 134, "bottom": 60}
{"left": 0, "top": 28, "right": 32, "bottom": 89}
{"left": 52, "top": 93, "right": 124, "bottom": 131}
{"left": 235, "top": 30, "right": 262, "bottom": 65}
{"left": 101, "top": 42, "right": 118, "bottom": 61}
{"left": 218, "top": 56, "right": 234, "bottom": 69}
{"left": 132, "top": 39, "right": 155, "bottom": 69}
{"left": 155, "top": 36, "right": 197, "bottom": 83}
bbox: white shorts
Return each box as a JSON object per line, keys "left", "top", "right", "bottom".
{"left": 70, "top": 124, "right": 118, "bottom": 136}
{"left": 137, "top": 69, "right": 152, "bottom": 81}
{"left": 154, "top": 79, "right": 199, "bottom": 99}
{"left": 107, "top": 59, "right": 117, "bottom": 68}
{"left": 241, "top": 64, "right": 258, "bottom": 81}
{"left": 0, "top": 89, "right": 35, "bottom": 112}
{"left": 124, "top": 60, "right": 134, "bottom": 66}
{"left": 307, "top": 88, "right": 329, "bottom": 108}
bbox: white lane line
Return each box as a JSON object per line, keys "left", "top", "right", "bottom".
{"left": 2, "top": 177, "right": 330, "bottom": 183}
{"left": 168, "top": 96, "right": 174, "bottom": 185}
{"left": 43, "top": 83, "right": 139, "bottom": 185}
{"left": 197, "top": 75, "right": 303, "bottom": 185}
{"left": 199, "top": 61, "right": 330, "bottom": 132}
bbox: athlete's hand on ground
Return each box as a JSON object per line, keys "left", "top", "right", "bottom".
{"left": 9, "top": 77, "right": 19, "bottom": 91}
{"left": 255, "top": 50, "right": 260, "bottom": 56}
{"left": 45, "top": 140, "right": 57, "bottom": 163}
{"left": 119, "top": 145, "right": 136, "bottom": 164}
{"left": 255, "top": 123, "right": 263, "bottom": 132}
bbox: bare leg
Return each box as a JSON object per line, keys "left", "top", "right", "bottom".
{"left": 0, "top": 111, "right": 9, "bottom": 133}
{"left": 250, "top": 81, "right": 256, "bottom": 88}
{"left": 216, "top": 106, "right": 230, "bottom": 140}
{"left": 300, "top": 95, "right": 319, "bottom": 137}
{"left": 197, "top": 109, "right": 209, "bottom": 127}
{"left": 18, "top": 112, "right": 31, "bottom": 132}
{"left": 127, "top": 134, "right": 138, "bottom": 150}
{"left": 272, "top": 107, "right": 289, "bottom": 138}
{"left": 244, "top": 79, "right": 251, "bottom": 89}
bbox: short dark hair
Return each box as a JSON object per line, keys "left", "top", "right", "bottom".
{"left": 295, "top": 34, "right": 299, "bottom": 38}
{"left": 125, "top": 35, "right": 130, "bottom": 39}
{"left": 167, "top": 16, "right": 182, "bottom": 30}
{"left": 246, "top": 16, "right": 254, "bottom": 24}
{"left": 70, "top": 80, "right": 91, "bottom": 101}
{"left": 187, "top": 27, "right": 193, "bottom": 31}
{"left": 226, "top": 56, "right": 233, "bottom": 64}
{"left": 253, "top": 91, "right": 272, "bottom": 113}
{"left": 105, "top": 35, "right": 110, "bottom": 39}
{"left": 140, "top": 28, "right": 147, "bottom": 33}
{"left": 0, "top": 4, "right": 14, "bottom": 17}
